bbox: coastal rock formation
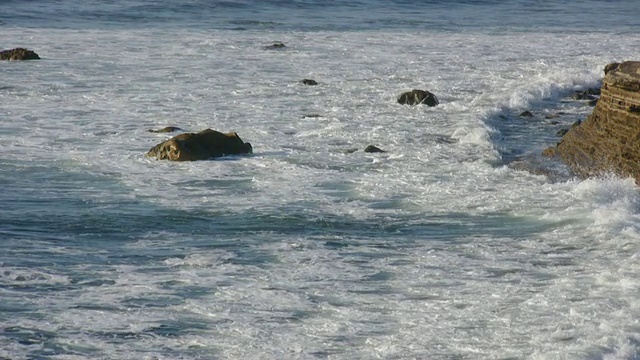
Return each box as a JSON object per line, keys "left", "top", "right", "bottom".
{"left": 146, "top": 129, "right": 252, "bottom": 161}
{"left": 0, "top": 48, "right": 40, "bottom": 60}
{"left": 545, "top": 61, "right": 640, "bottom": 181}
{"left": 397, "top": 89, "right": 439, "bottom": 106}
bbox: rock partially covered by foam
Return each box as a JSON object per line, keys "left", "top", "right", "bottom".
{"left": 545, "top": 61, "right": 640, "bottom": 182}
{"left": 0, "top": 48, "right": 40, "bottom": 60}
{"left": 146, "top": 129, "right": 252, "bottom": 161}
{"left": 397, "top": 89, "right": 439, "bottom": 106}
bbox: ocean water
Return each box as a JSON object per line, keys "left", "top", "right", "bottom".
{"left": 2, "top": 1, "right": 640, "bottom": 359}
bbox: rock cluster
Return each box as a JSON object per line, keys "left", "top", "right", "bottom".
{"left": 546, "top": 61, "right": 640, "bottom": 181}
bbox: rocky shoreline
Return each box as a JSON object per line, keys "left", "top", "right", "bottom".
{"left": 544, "top": 61, "right": 640, "bottom": 182}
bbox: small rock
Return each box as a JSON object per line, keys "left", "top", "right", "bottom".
{"left": 364, "top": 145, "right": 385, "bottom": 153}
{"left": 397, "top": 89, "right": 439, "bottom": 106}
{"left": 302, "top": 114, "right": 322, "bottom": 119}
{"left": 301, "top": 79, "right": 318, "bottom": 85}
{"left": 265, "top": 42, "right": 286, "bottom": 49}
{"left": 542, "top": 147, "right": 557, "bottom": 157}
{"left": 519, "top": 110, "right": 534, "bottom": 118}
{"left": 148, "top": 126, "right": 182, "bottom": 133}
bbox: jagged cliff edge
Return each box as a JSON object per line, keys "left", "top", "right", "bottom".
{"left": 544, "top": 61, "right": 640, "bottom": 182}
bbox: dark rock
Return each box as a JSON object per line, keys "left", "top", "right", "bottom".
{"left": 556, "top": 128, "right": 569, "bottom": 137}
{"left": 301, "top": 79, "right": 318, "bottom": 85}
{"left": 519, "top": 110, "right": 534, "bottom": 118}
{"left": 302, "top": 114, "right": 322, "bottom": 119}
{"left": 588, "top": 98, "right": 599, "bottom": 106}
{"left": 148, "top": 126, "right": 182, "bottom": 133}
{"left": 571, "top": 91, "right": 597, "bottom": 100}
{"left": 397, "top": 89, "right": 439, "bottom": 106}
{"left": 0, "top": 48, "right": 40, "bottom": 61}
{"left": 364, "top": 145, "right": 385, "bottom": 153}
{"left": 265, "top": 42, "right": 286, "bottom": 50}
{"left": 146, "top": 129, "right": 252, "bottom": 161}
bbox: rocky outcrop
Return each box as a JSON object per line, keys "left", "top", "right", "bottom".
{"left": 397, "top": 89, "right": 439, "bottom": 106}
{"left": 545, "top": 61, "right": 640, "bottom": 181}
{"left": 0, "top": 48, "right": 40, "bottom": 60}
{"left": 146, "top": 129, "right": 252, "bottom": 161}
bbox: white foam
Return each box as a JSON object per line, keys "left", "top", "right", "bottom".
{"left": 3, "top": 27, "right": 640, "bottom": 359}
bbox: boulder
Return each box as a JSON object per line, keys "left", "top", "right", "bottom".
{"left": 301, "top": 79, "right": 318, "bottom": 85}
{"left": 0, "top": 48, "right": 40, "bottom": 60}
{"left": 546, "top": 61, "right": 640, "bottom": 182}
{"left": 146, "top": 129, "right": 252, "bottom": 161}
{"left": 397, "top": 89, "right": 439, "bottom": 106}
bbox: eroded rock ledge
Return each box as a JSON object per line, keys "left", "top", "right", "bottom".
{"left": 545, "top": 61, "right": 640, "bottom": 182}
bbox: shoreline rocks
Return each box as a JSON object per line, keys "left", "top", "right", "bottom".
{"left": 146, "top": 129, "right": 252, "bottom": 161}
{"left": 544, "top": 61, "right": 640, "bottom": 182}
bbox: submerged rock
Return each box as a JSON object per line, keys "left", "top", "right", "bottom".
{"left": 265, "top": 42, "right": 286, "bottom": 50}
{"left": 146, "top": 129, "right": 252, "bottom": 161}
{"left": 147, "top": 126, "right": 182, "bottom": 133}
{"left": 301, "top": 79, "right": 318, "bottom": 85}
{"left": 546, "top": 61, "right": 640, "bottom": 182}
{"left": 397, "top": 89, "right": 439, "bottom": 106}
{"left": 0, "top": 48, "right": 40, "bottom": 61}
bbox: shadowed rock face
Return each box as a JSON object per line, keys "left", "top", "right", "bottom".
{"left": 0, "top": 48, "right": 40, "bottom": 60}
{"left": 146, "top": 129, "right": 252, "bottom": 161}
{"left": 549, "top": 61, "right": 640, "bottom": 182}
{"left": 397, "top": 89, "right": 439, "bottom": 106}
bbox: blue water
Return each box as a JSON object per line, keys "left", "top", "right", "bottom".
{"left": 2, "top": 1, "right": 640, "bottom": 359}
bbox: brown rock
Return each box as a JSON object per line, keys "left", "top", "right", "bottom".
{"left": 146, "top": 129, "right": 252, "bottom": 161}
{"left": 397, "top": 89, "right": 439, "bottom": 106}
{"left": 542, "top": 147, "right": 557, "bottom": 158}
{"left": 549, "top": 61, "right": 640, "bottom": 181}
{"left": 0, "top": 48, "right": 40, "bottom": 60}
